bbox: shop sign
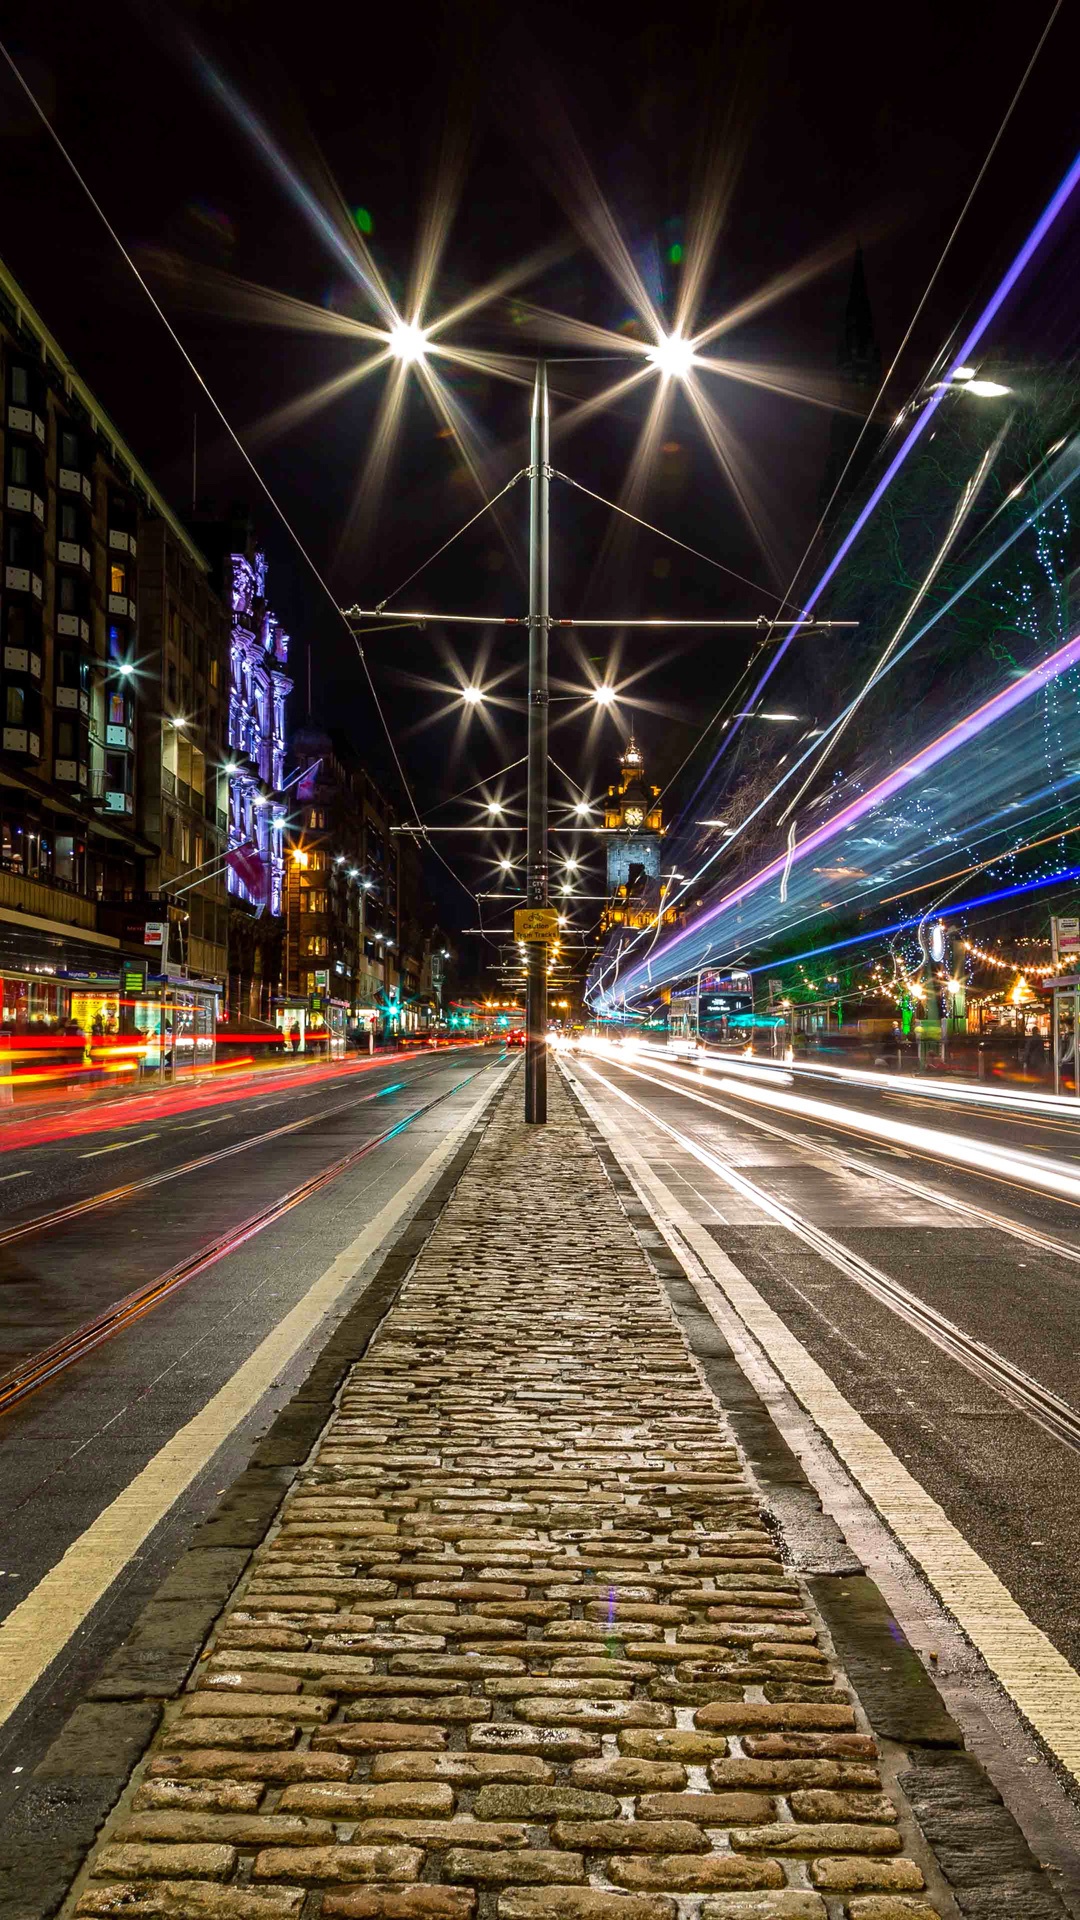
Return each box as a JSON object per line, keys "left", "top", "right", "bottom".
{"left": 121, "top": 959, "right": 147, "bottom": 996}
{"left": 313, "top": 969, "right": 329, "bottom": 989}
{"left": 1052, "top": 915, "right": 1080, "bottom": 961}
{"left": 143, "top": 921, "right": 167, "bottom": 948}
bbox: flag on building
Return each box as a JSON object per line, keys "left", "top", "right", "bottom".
{"left": 226, "top": 842, "right": 267, "bottom": 905}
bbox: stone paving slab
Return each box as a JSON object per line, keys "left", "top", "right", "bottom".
{"left": 53, "top": 1074, "right": 1067, "bottom": 1920}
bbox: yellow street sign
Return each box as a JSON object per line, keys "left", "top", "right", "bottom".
{"left": 514, "top": 907, "right": 560, "bottom": 944}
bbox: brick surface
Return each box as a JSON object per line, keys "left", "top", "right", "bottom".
{"left": 66, "top": 1079, "right": 941, "bottom": 1918}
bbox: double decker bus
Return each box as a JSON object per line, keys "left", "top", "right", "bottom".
{"left": 668, "top": 968, "right": 754, "bottom": 1054}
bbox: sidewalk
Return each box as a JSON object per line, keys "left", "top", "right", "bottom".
{"left": 44, "top": 1069, "right": 1065, "bottom": 1919}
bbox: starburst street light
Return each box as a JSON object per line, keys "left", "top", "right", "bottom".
{"left": 460, "top": 685, "right": 485, "bottom": 705}
{"left": 592, "top": 685, "right": 617, "bottom": 706}
{"left": 646, "top": 331, "right": 696, "bottom": 380}
{"left": 387, "top": 320, "right": 429, "bottom": 364}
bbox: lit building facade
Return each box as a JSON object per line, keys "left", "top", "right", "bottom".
{"left": 226, "top": 549, "right": 291, "bottom": 918}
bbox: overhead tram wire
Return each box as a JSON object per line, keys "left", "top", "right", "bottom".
{"left": 603, "top": 170, "right": 1079, "bottom": 1003}
{"left": 692, "top": 0, "right": 1069, "bottom": 783}
{"left": 550, "top": 472, "right": 805, "bottom": 614}
{"left": 0, "top": 35, "right": 485, "bottom": 916}
{"left": 633, "top": 0, "right": 1070, "bottom": 947}
{"left": 371, "top": 472, "right": 526, "bottom": 613}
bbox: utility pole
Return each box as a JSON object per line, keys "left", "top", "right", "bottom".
{"left": 525, "top": 363, "right": 550, "bottom": 1124}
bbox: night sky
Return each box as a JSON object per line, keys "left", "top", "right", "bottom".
{"left": 0, "top": 0, "right": 1075, "bottom": 964}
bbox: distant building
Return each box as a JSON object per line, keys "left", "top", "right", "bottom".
{"left": 819, "top": 245, "right": 884, "bottom": 518}
{"left": 191, "top": 511, "right": 294, "bottom": 1021}
{"left": 225, "top": 546, "right": 291, "bottom": 918}
{"left": 285, "top": 724, "right": 430, "bottom": 1042}
{"left": 137, "top": 518, "right": 230, "bottom": 990}
{"left": 602, "top": 738, "right": 664, "bottom": 926}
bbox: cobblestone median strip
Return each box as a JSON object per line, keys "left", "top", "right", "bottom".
{"left": 60, "top": 1074, "right": 1022, "bottom": 1920}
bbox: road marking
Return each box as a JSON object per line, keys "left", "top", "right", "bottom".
{"left": 78, "top": 1133, "right": 159, "bottom": 1159}
{"left": 0, "top": 1170, "right": 30, "bottom": 1183}
{"left": 568, "top": 1060, "right": 1080, "bottom": 1788}
{"left": 0, "top": 1061, "right": 513, "bottom": 1734}
{"left": 177, "top": 1113, "right": 236, "bottom": 1130}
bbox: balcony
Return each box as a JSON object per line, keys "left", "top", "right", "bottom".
{"left": 57, "top": 540, "right": 91, "bottom": 572}
{"left": 57, "top": 612, "right": 90, "bottom": 642}
{"left": 56, "top": 685, "right": 90, "bottom": 715}
{"left": 59, "top": 467, "right": 92, "bottom": 503}
{"left": 108, "top": 528, "right": 137, "bottom": 559}
{"left": 54, "top": 758, "right": 88, "bottom": 788}
{"left": 3, "top": 645, "right": 43, "bottom": 681}
{"left": 107, "top": 592, "right": 136, "bottom": 622}
{"left": 7, "top": 403, "right": 44, "bottom": 442}
{"left": 0, "top": 866, "right": 96, "bottom": 930}
{"left": 2, "top": 726, "right": 41, "bottom": 758}
{"left": 4, "top": 566, "right": 42, "bottom": 601}
{"left": 5, "top": 484, "right": 44, "bottom": 524}
{"left": 105, "top": 722, "right": 134, "bottom": 752}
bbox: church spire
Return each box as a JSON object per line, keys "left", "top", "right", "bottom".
{"left": 839, "top": 245, "right": 881, "bottom": 387}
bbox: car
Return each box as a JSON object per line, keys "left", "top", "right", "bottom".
{"left": 506, "top": 1028, "right": 525, "bottom": 1047}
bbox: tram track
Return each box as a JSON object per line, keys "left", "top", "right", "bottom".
{"left": 0, "top": 1057, "right": 496, "bottom": 1419}
{"left": 571, "top": 1055, "right": 1080, "bottom": 1459}
{"left": 0, "top": 1055, "right": 458, "bottom": 1250}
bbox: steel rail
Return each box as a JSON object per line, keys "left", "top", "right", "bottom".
{"left": 571, "top": 1056, "right": 1080, "bottom": 1458}
{"left": 0, "top": 1058, "right": 463, "bottom": 1251}
{"left": 0, "top": 1061, "right": 495, "bottom": 1419}
{"left": 609, "top": 1048, "right": 1080, "bottom": 1216}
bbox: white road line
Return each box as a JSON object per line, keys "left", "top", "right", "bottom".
{"left": 0, "top": 1170, "right": 31, "bottom": 1182}
{"left": 78, "top": 1133, "right": 159, "bottom": 1159}
{"left": 177, "top": 1113, "right": 236, "bottom": 1130}
{"left": 0, "top": 1061, "right": 513, "bottom": 1734}
{"left": 568, "top": 1059, "right": 1080, "bottom": 1787}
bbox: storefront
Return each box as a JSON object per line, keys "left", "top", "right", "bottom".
{"left": 1047, "top": 975, "right": 1079, "bottom": 1096}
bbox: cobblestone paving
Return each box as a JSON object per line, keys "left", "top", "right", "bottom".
{"left": 69, "top": 1077, "right": 944, "bottom": 1920}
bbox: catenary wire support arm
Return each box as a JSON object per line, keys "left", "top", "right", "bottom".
{"left": 342, "top": 607, "right": 856, "bottom": 630}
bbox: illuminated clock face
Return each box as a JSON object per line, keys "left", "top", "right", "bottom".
{"left": 624, "top": 805, "right": 644, "bottom": 828}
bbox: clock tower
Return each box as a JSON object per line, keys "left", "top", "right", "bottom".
{"left": 603, "top": 739, "right": 664, "bottom": 924}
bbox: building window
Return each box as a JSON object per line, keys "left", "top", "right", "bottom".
{"left": 8, "top": 443, "right": 30, "bottom": 485}
{"left": 10, "top": 365, "right": 30, "bottom": 407}
{"left": 5, "top": 685, "right": 25, "bottom": 726}
{"left": 108, "top": 692, "right": 126, "bottom": 727}
{"left": 301, "top": 935, "right": 329, "bottom": 957}
{"left": 57, "top": 573, "right": 80, "bottom": 613}
{"left": 59, "top": 501, "right": 81, "bottom": 542}
{"left": 60, "top": 429, "right": 80, "bottom": 469}
{"left": 167, "top": 661, "right": 178, "bottom": 702}
{"left": 302, "top": 889, "right": 328, "bottom": 913}
{"left": 209, "top": 657, "right": 220, "bottom": 689}
{"left": 164, "top": 812, "right": 176, "bottom": 854}
{"left": 55, "top": 718, "right": 77, "bottom": 758}
{"left": 308, "top": 807, "right": 326, "bottom": 829}
{"left": 109, "top": 563, "right": 126, "bottom": 596}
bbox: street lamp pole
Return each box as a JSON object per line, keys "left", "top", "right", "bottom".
{"left": 526, "top": 362, "right": 550, "bottom": 1124}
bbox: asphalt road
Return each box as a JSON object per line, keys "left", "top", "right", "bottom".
{"left": 0, "top": 1043, "right": 510, "bottom": 1791}
{"left": 565, "top": 1042, "right": 1080, "bottom": 1682}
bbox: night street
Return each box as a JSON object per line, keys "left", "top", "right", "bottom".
{"left": 1, "top": 0, "right": 1079, "bottom": 1915}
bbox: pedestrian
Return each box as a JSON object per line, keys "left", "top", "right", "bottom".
{"left": 290, "top": 1020, "right": 301, "bottom": 1054}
